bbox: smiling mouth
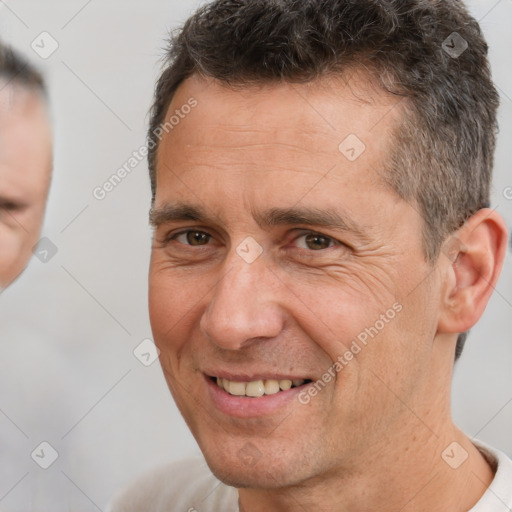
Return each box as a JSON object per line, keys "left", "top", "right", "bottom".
{"left": 212, "top": 376, "right": 312, "bottom": 397}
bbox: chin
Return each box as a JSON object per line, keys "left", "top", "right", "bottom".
{"left": 207, "top": 459, "right": 291, "bottom": 489}
{"left": 200, "top": 441, "right": 314, "bottom": 490}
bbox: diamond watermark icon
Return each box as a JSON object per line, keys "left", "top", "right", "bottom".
{"left": 441, "top": 441, "right": 468, "bottom": 469}
{"left": 442, "top": 32, "right": 468, "bottom": 59}
{"left": 237, "top": 442, "right": 262, "bottom": 467}
{"left": 134, "top": 338, "right": 160, "bottom": 367}
{"left": 31, "top": 441, "right": 59, "bottom": 469}
{"left": 441, "top": 235, "right": 466, "bottom": 263}
{"left": 31, "top": 31, "right": 59, "bottom": 59}
{"left": 236, "top": 236, "right": 263, "bottom": 264}
{"left": 338, "top": 133, "right": 366, "bottom": 162}
{"left": 32, "top": 237, "right": 58, "bottom": 263}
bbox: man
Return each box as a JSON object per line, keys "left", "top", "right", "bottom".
{"left": 0, "top": 42, "right": 52, "bottom": 290}
{"left": 110, "top": 0, "right": 511, "bottom": 510}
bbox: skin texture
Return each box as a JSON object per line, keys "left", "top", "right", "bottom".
{"left": 0, "top": 83, "right": 52, "bottom": 289}
{"left": 149, "top": 73, "right": 508, "bottom": 512}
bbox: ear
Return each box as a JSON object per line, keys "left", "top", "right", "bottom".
{"left": 437, "top": 208, "right": 509, "bottom": 335}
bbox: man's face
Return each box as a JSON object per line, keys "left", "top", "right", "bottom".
{"left": 149, "top": 74, "right": 447, "bottom": 488}
{"left": 0, "top": 84, "right": 52, "bottom": 288}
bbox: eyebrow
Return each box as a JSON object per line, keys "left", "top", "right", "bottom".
{"left": 149, "top": 203, "right": 371, "bottom": 241}
{"left": 149, "top": 203, "right": 211, "bottom": 227}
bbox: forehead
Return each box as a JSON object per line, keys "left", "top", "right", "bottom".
{"left": 154, "top": 72, "right": 404, "bottom": 213}
{"left": 0, "top": 84, "right": 52, "bottom": 199}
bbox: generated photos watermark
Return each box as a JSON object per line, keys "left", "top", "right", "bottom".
{"left": 92, "top": 97, "right": 198, "bottom": 200}
{"left": 298, "top": 301, "right": 403, "bottom": 405}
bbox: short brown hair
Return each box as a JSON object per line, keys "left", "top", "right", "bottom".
{"left": 147, "top": 0, "right": 499, "bottom": 360}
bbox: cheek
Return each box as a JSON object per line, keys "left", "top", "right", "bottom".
{"left": 148, "top": 260, "right": 206, "bottom": 359}
{"left": 0, "top": 225, "right": 23, "bottom": 258}
{"left": 27, "top": 204, "right": 46, "bottom": 235}
{"left": 389, "top": 272, "right": 440, "bottom": 355}
{"left": 0, "top": 227, "right": 27, "bottom": 284}
{"left": 353, "top": 271, "right": 440, "bottom": 413}
{"left": 277, "top": 260, "right": 404, "bottom": 358}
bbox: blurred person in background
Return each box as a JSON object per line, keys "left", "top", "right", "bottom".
{"left": 0, "top": 41, "right": 52, "bottom": 290}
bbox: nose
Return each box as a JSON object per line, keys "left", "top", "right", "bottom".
{"left": 199, "top": 251, "right": 285, "bottom": 350}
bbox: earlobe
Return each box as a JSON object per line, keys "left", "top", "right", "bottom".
{"left": 437, "top": 208, "right": 508, "bottom": 336}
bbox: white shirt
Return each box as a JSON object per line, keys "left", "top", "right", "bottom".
{"left": 107, "top": 441, "right": 512, "bottom": 512}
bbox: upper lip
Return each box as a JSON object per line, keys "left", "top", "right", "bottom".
{"left": 204, "top": 370, "right": 311, "bottom": 382}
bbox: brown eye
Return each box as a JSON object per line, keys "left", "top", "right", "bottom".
{"left": 185, "top": 231, "right": 210, "bottom": 246}
{"left": 303, "top": 233, "right": 332, "bottom": 250}
{"left": 167, "top": 230, "right": 213, "bottom": 247}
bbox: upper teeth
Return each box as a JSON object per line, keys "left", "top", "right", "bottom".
{"left": 216, "top": 377, "right": 305, "bottom": 397}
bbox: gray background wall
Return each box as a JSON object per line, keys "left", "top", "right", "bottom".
{"left": 0, "top": 0, "right": 510, "bottom": 510}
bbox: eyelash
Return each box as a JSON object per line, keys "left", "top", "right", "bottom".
{"left": 164, "top": 229, "right": 342, "bottom": 251}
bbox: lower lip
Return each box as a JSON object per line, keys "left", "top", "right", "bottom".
{"left": 206, "top": 377, "right": 307, "bottom": 418}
